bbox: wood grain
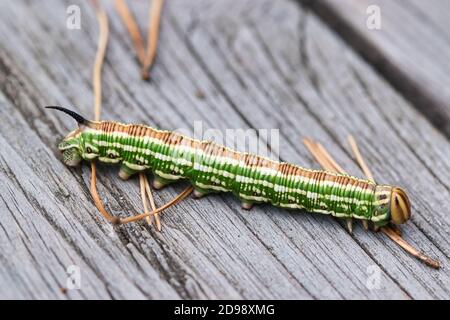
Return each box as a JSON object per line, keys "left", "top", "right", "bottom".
{"left": 305, "top": 0, "right": 450, "bottom": 136}
{"left": 0, "top": 0, "right": 449, "bottom": 299}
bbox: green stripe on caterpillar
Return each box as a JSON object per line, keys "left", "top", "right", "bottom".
{"left": 47, "top": 106, "right": 411, "bottom": 228}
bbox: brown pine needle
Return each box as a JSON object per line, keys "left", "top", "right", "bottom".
{"left": 90, "top": 162, "right": 119, "bottom": 224}
{"left": 119, "top": 186, "right": 193, "bottom": 225}
{"left": 143, "top": 176, "right": 161, "bottom": 231}
{"left": 303, "top": 138, "right": 337, "bottom": 173}
{"left": 381, "top": 227, "right": 440, "bottom": 269}
{"left": 139, "top": 173, "right": 152, "bottom": 226}
{"left": 114, "top": 0, "right": 164, "bottom": 79}
{"left": 89, "top": 3, "right": 119, "bottom": 224}
{"left": 88, "top": 1, "right": 190, "bottom": 230}
{"left": 348, "top": 135, "right": 374, "bottom": 181}
{"left": 144, "top": 177, "right": 157, "bottom": 211}
{"left": 92, "top": 4, "right": 109, "bottom": 122}
{"left": 142, "top": 0, "right": 164, "bottom": 80}
{"left": 316, "top": 142, "right": 346, "bottom": 173}
{"left": 114, "top": 0, "right": 146, "bottom": 65}
{"left": 139, "top": 172, "right": 161, "bottom": 229}
{"left": 302, "top": 136, "right": 440, "bottom": 268}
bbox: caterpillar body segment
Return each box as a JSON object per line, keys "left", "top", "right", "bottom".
{"left": 49, "top": 107, "right": 411, "bottom": 228}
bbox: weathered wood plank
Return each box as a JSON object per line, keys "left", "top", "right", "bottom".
{"left": 169, "top": 0, "right": 450, "bottom": 298}
{"left": 304, "top": 0, "right": 450, "bottom": 136}
{"left": 0, "top": 0, "right": 449, "bottom": 299}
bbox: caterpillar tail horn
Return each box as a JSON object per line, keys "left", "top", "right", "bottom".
{"left": 45, "top": 106, "right": 93, "bottom": 127}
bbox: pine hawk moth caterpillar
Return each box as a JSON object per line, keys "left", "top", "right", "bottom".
{"left": 47, "top": 106, "right": 412, "bottom": 229}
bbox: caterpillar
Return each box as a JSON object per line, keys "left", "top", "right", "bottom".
{"left": 47, "top": 106, "right": 411, "bottom": 229}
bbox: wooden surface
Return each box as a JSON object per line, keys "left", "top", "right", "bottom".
{"left": 0, "top": 0, "right": 449, "bottom": 299}
{"left": 306, "top": 0, "right": 450, "bottom": 136}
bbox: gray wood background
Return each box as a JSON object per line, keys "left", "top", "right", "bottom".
{"left": 0, "top": 0, "right": 449, "bottom": 299}
{"left": 308, "top": 0, "right": 450, "bottom": 136}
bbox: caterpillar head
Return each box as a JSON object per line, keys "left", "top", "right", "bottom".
{"left": 58, "top": 130, "right": 83, "bottom": 166}
{"left": 373, "top": 185, "right": 411, "bottom": 226}
{"left": 390, "top": 187, "right": 411, "bottom": 225}
{"left": 46, "top": 106, "right": 91, "bottom": 167}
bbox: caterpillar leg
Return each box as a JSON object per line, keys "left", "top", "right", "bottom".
{"left": 152, "top": 177, "right": 167, "bottom": 190}
{"left": 152, "top": 174, "right": 177, "bottom": 190}
{"left": 346, "top": 219, "right": 353, "bottom": 234}
{"left": 119, "top": 164, "right": 137, "bottom": 180}
{"left": 241, "top": 201, "right": 254, "bottom": 210}
{"left": 362, "top": 220, "right": 369, "bottom": 230}
{"left": 192, "top": 187, "right": 209, "bottom": 199}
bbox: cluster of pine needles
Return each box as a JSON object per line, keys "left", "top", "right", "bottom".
{"left": 89, "top": 0, "right": 192, "bottom": 232}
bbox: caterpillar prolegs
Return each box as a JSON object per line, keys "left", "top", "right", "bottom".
{"left": 47, "top": 106, "right": 411, "bottom": 229}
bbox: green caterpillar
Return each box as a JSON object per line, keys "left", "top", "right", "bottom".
{"left": 47, "top": 106, "right": 411, "bottom": 228}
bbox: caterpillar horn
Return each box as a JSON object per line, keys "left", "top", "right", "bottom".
{"left": 45, "top": 106, "right": 88, "bottom": 126}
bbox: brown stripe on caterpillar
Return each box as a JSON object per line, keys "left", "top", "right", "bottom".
{"left": 92, "top": 121, "right": 378, "bottom": 189}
